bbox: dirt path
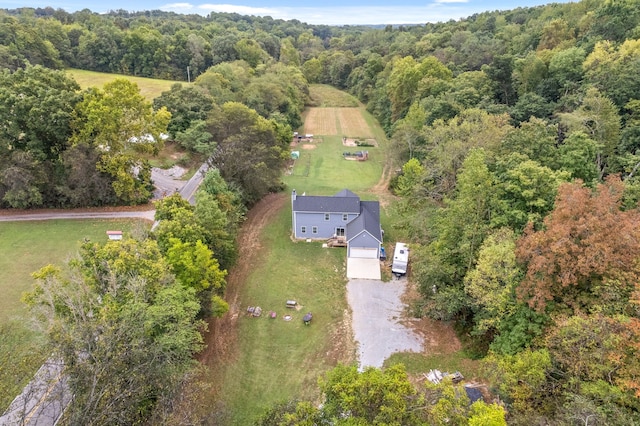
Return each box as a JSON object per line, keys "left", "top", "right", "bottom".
{"left": 366, "top": 162, "right": 397, "bottom": 210}
{"left": 199, "top": 192, "right": 288, "bottom": 366}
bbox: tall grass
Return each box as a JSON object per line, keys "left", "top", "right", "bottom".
{"left": 307, "top": 84, "right": 360, "bottom": 107}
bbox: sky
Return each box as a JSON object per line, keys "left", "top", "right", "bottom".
{"left": 5, "top": 0, "right": 574, "bottom": 26}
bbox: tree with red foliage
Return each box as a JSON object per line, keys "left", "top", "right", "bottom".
{"left": 516, "top": 175, "right": 640, "bottom": 311}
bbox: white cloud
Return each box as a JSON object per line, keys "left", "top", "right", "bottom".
{"left": 159, "top": 3, "right": 482, "bottom": 25}
{"left": 195, "top": 3, "right": 278, "bottom": 15}
{"left": 434, "top": 0, "right": 469, "bottom": 3}
{"left": 161, "top": 2, "right": 194, "bottom": 10}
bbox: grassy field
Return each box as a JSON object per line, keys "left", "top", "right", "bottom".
{"left": 288, "top": 135, "right": 382, "bottom": 195}
{"left": 306, "top": 84, "right": 360, "bottom": 107}
{"left": 0, "top": 219, "right": 149, "bottom": 411}
{"left": 66, "top": 68, "right": 184, "bottom": 101}
{"left": 215, "top": 85, "right": 386, "bottom": 424}
{"left": 293, "top": 86, "right": 385, "bottom": 196}
{"left": 217, "top": 211, "right": 351, "bottom": 423}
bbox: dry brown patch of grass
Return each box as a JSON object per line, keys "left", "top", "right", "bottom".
{"left": 302, "top": 144, "right": 316, "bottom": 150}
{"left": 338, "top": 109, "right": 374, "bottom": 138}
{"left": 304, "top": 108, "right": 338, "bottom": 135}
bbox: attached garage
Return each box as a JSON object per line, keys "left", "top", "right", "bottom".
{"left": 349, "top": 247, "right": 378, "bottom": 258}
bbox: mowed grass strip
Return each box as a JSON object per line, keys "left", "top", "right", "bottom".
{"left": 338, "top": 108, "right": 375, "bottom": 139}
{"left": 303, "top": 108, "right": 338, "bottom": 136}
{"left": 66, "top": 68, "right": 184, "bottom": 101}
{"left": 0, "top": 219, "right": 149, "bottom": 411}
{"left": 220, "top": 209, "right": 351, "bottom": 424}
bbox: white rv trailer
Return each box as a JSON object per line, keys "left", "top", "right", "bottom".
{"left": 391, "top": 242, "right": 409, "bottom": 277}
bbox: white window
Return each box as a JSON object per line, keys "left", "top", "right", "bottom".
{"left": 301, "top": 226, "right": 306, "bottom": 234}
{"left": 312, "top": 226, "right": 318, "bottom": 234}
{"left": 343, "top": 213, "right": 348, "bottom": 221}
{"left": 324, "top": 213, "right": 330, "bottom": 221}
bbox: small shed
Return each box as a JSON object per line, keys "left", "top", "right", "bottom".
{"left": 106, "top": 230, "right": 123, "bottom": 240}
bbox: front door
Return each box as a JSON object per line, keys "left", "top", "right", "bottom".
{"left": 335, "top": 227, "right": 345, "bottom": 237}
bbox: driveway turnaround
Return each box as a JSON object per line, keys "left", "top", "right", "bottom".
{"left": 347, "top": 278, "right": 423, "bottom": 369}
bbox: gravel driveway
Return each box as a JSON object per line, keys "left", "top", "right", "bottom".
{"left": 347, "top": 278, "right": 423, "bottom": 370}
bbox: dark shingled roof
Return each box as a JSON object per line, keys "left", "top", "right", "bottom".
{"left": 347, "top": 201, "right": 382, "bottom": 242}
{"left": 292, "top": 189, "right": 361, "bottom": 213}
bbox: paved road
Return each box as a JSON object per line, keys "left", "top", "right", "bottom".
{"left": 0, "top": 210, "right": 155, "bottom": 222}
{"left": 180, "top": 162, "right": 210, "bottom": 205}
{"left": 0, "top": 359, "right": 71, "bottom": 426}
{"left": 0, "top": 165, "right": 208, "bottom": 224}
{"left": 347, "top": 277, "right": 423, "bottom": 370}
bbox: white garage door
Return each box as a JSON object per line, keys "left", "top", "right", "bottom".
{"left": 350, "top": 247, "right": 378, "bottom": 259}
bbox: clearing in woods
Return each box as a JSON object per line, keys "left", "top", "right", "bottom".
{"left": 303, "top": 107, "right": 375, "bottom": 139}
{"left": 202, "top": 84, "right": 470, "bottom": 424}
{"left": 303, "top": 108, "right": 338, "bottom": 135}
{"left": 337, "top": 108, "right": 374, "bottom": 138}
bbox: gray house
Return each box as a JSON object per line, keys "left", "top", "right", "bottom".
{"left": 291, "top": 189, "right": 383, "bottom": 259}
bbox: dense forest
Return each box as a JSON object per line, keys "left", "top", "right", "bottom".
{"left": 3, "top": 0, "right": 640, "bottom": 423}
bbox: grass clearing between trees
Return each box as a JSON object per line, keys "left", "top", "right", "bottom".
{"left": 0, "top": 219, "right": 148, "bottom": 411}
{"left": 288, "top": 135, "right": 382, "bottom": 195}
{"left": 213, "top": 85, "right": 388, "bottom": 423}
{"left": 306, "top": 84, "right": 360, "bottom": 107}
{"left": 66, "top": 68, "right": 184, "bottom": 101}
{"left": 337, "top": 108, "right": 375, "bottom": 138}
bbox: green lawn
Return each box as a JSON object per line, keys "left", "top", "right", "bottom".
{"left": 288, "top": 135, "right": 383, "bottom": 195}
{"left": 218, "top": 209, "right": 350, "bottom": 423}
{"left": 66, "top": 68, "right": 185, "bottom": 101}
{"left": 0, "top": 219, "right": 149, "bottom": 411}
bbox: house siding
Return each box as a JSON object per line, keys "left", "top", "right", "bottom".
{"left": 348, "top": 231, "right": 380, "bottom": 257}
{"left": 294, "top": 212, "right": 358, "bottom": 239}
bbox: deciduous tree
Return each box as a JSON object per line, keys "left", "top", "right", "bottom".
{"left": 25, "top": 239, "right": 204, "bottom": 425}
{"left": 516, "top": 176, "right": 640, "bottom": 311}
{"left": 320, "top": 364, "right": 424, "bottom": 425}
